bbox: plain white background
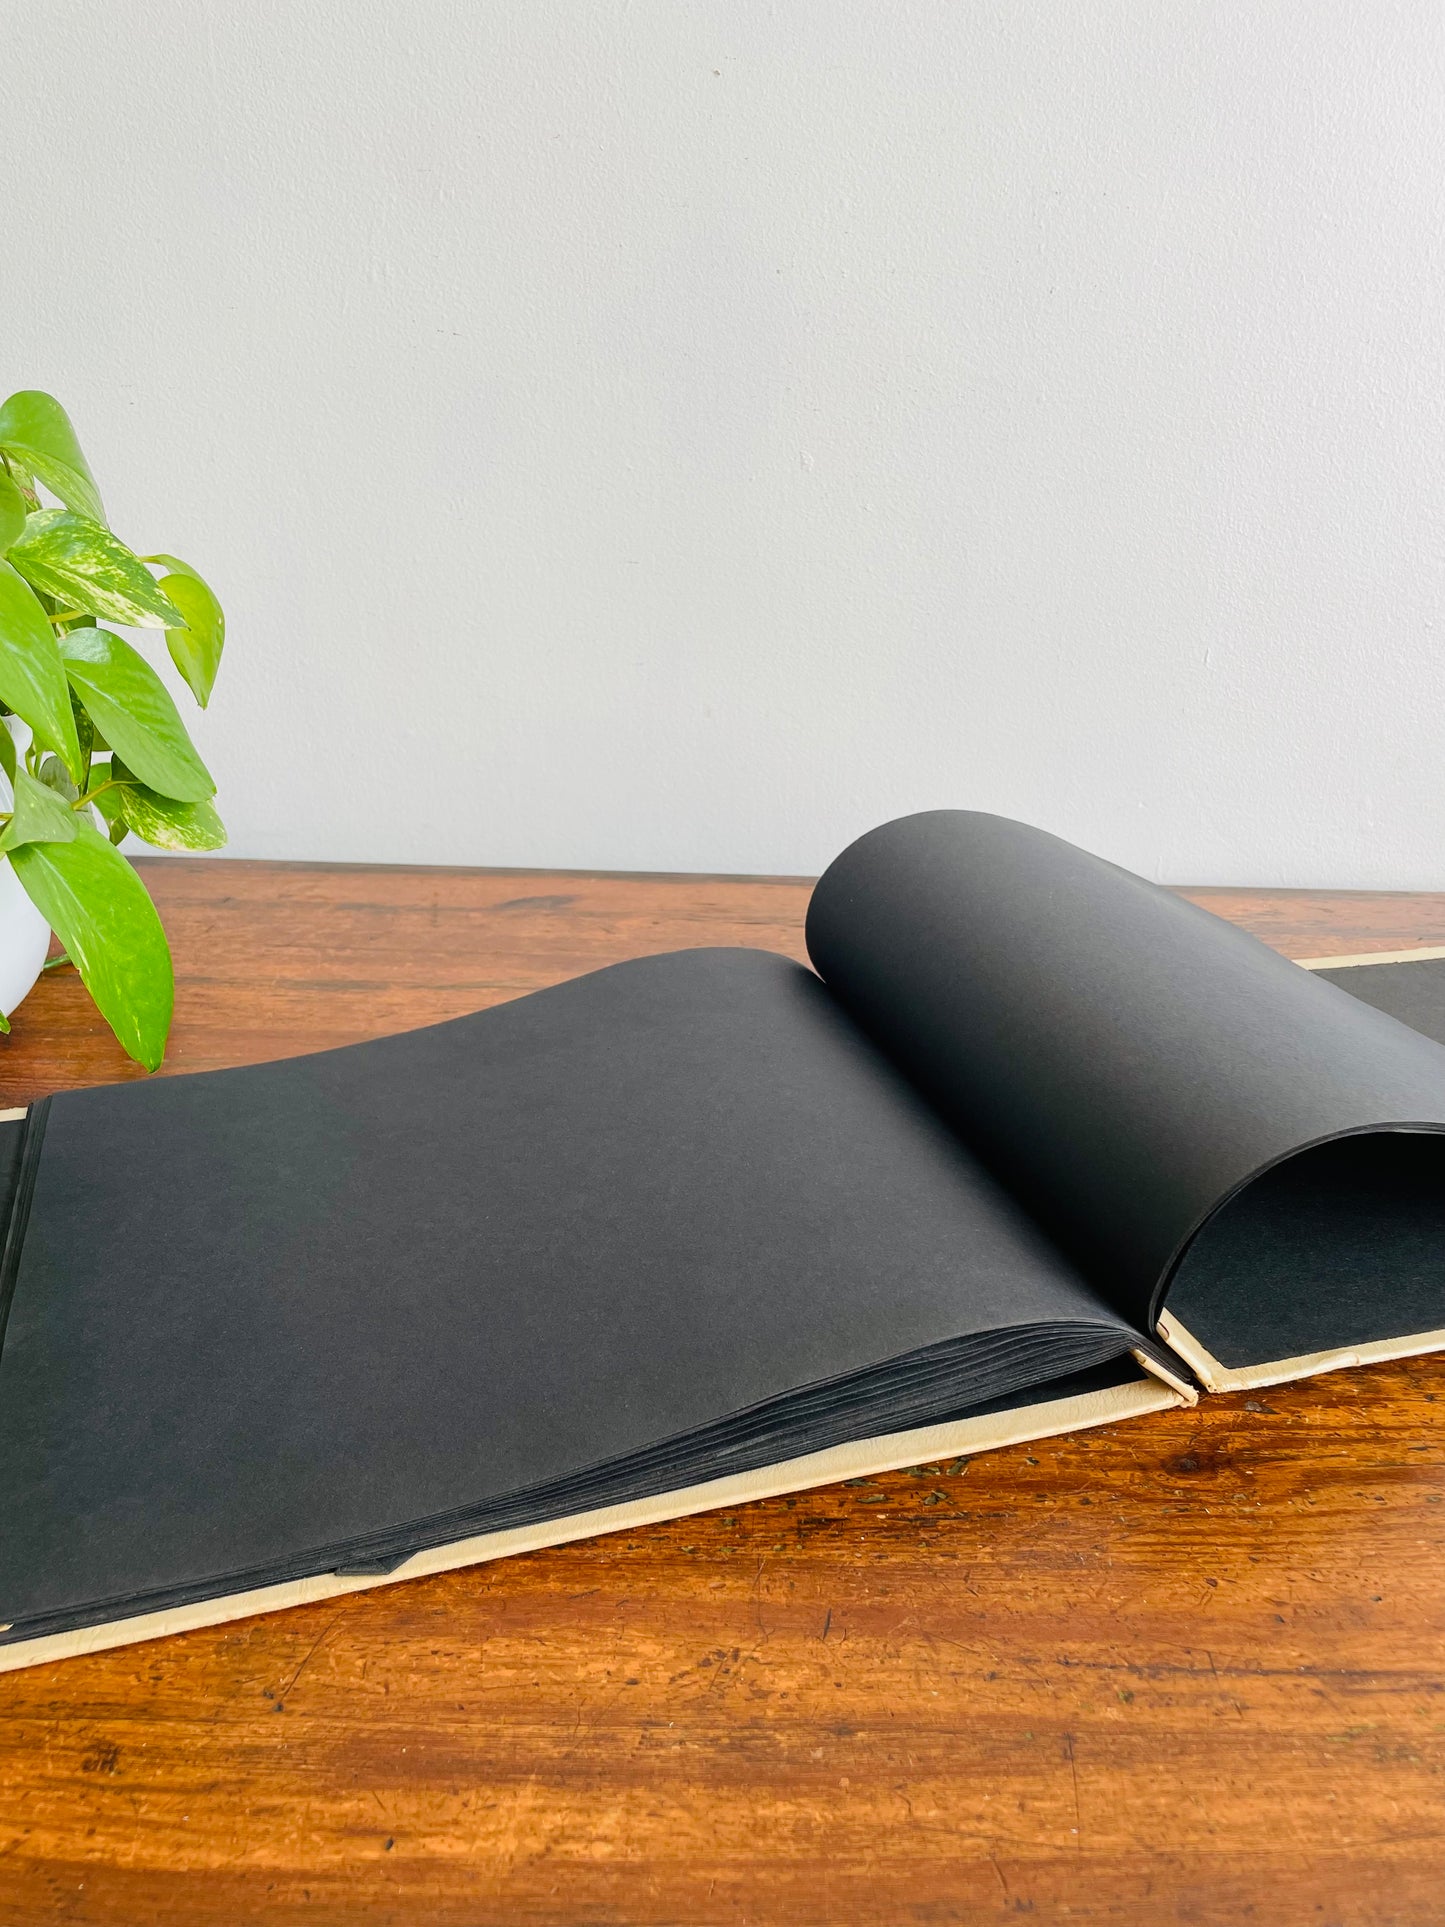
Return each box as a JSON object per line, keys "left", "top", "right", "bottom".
{"left": 5, "top": 3, "right": 1445, "bottom": 884}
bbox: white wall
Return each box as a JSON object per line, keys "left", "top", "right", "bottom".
{"left": 5, "top": 3, "right": 1445, "bottom": 885}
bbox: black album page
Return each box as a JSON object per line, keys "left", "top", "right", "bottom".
{"left": 0, "top": 942, "right": 1150, "bottom": 1647}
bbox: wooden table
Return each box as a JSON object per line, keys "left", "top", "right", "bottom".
{"left": 2, "top": 861, "right": 1444, "bottom": 1926}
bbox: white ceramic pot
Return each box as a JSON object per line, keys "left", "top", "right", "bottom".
{"left": 0, "top": 855, "right": 51, "bottom": 1020}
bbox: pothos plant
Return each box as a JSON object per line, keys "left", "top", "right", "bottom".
{"left": 0, "top": 390, "right": 225, "bottom": 1071}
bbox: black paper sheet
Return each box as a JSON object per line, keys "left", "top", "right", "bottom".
{"left": 807, "top": 812, "right": 1445, "bottom": 1347}
{"left": 0, "top": 946, "right": 1142, "bottom": 1639}
{"left": 1317, "top": 954, "right": 1445, "bottom": 1048}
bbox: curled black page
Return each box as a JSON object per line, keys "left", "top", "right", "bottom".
{"left": 807, "top": 811, "right": 1445, "bottom": 1335}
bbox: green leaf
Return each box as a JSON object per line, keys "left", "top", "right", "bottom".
{"left": 37, "top": 754, "right": 79, "bottom": 803}
{"left": 10, "top": 510, "right": 183, "bottom": 628}
{"left": 0, "top": 392, "right": 106, "bottom": 525}
{"left": 11, "top": 819, "right": 173, "bottom": 1069}
{"left": 0, "top": 719, "right": 14, "bottom": 786}
{"left": 0, "top": 1005, "right": 10, "bottom": 1034}
{"left": 117, "top": 779, "right": 226, "bottom": 852}
{"left": 0, "top": 768, "right": 78, "bottom": 854}
{"left": 106, "top": 752, "right": 225, "bottom": 850}
{"left": 58, "top": 627, "right": 214, "bottom": 802}
{"left": 0, "top": 558, "right": 83, "bottom": 778}
{"left": 154, "top": 565, "right": 223, "bottom": 707}
{"left": 0, "top": 391, "right": 105, "bottom": 527}
{"left": 0, "top": 469, "right": 27, "bottom": 553}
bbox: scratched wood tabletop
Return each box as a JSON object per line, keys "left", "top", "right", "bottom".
{"left": 2, "top": 861, "right": 1444, "bottom": 1927}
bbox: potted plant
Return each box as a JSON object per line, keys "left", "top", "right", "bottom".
{"left": 0, "top": 390, "right": 225, "bottom": 1070}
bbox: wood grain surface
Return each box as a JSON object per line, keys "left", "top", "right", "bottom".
{"left": 2, "top": 860, "right": 1444, "bottom": 1926}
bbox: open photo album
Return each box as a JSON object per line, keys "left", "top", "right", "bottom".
{"left": 2, "top": 809, "right": 1444, "bottom": 1672}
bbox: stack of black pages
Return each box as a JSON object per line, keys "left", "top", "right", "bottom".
{"left": 3, "top": 810, "right": 1445, "bottom": 1671}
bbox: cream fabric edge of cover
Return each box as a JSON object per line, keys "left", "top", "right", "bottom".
{"left": 1157, "top": 1309, "right": 1445, "bottom": 1397}
{"left": 0, "top": 1365, "right": 1187, "bottom": 1673}
{"left": 1293, "top": 944, "right": 1445, "bottom": 970}
{"left": 1153, "top": 946, "right": 1445, "bottom": 1393}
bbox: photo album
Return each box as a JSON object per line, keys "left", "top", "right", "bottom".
{"left": 2, "top": 809, "right": 1444, "bottom": 1672}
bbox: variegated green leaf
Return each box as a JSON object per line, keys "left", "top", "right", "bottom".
{"left": 111, "top": 754, "right": 226, "bottom": 851}
{"left": 0, "top": 391, "right": 106, "bottom": 525}
{"left": 57, "top": 626, "right": 214, "bottom": 802}
{"left": 0, "top": 767, "right": 78, "bottom": 854}
{"left": 1, "top": 458, "right": 39, "bottom": 511}
{"left": 0, "top": 558, "right": 83, "bottom": 779}
{"left": 10, "top": 510, "right": 184, "bottom": 628}
{"left": 11, "top": 818, "right": 173, "bottom": 1069}
{"left": 0, "top": 719, "right": 14, "bottom": 787}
